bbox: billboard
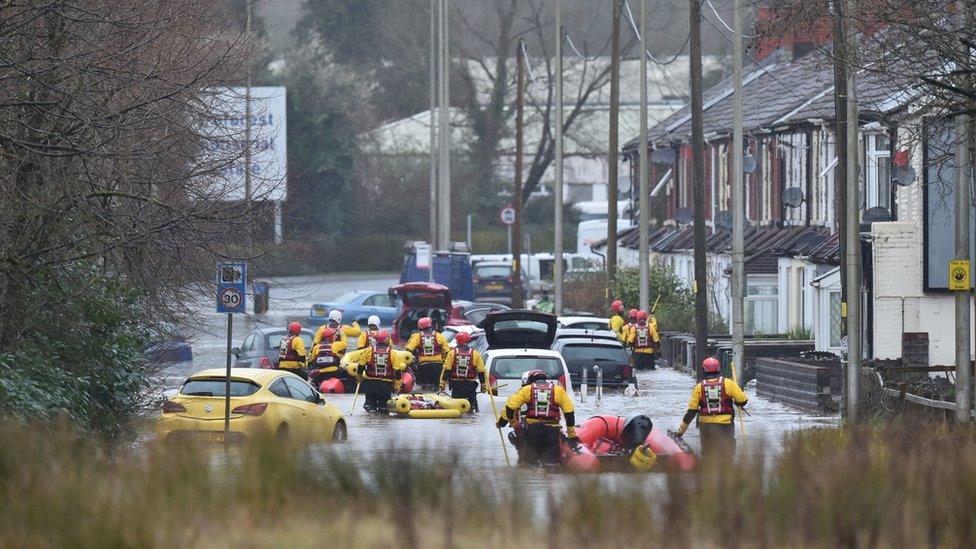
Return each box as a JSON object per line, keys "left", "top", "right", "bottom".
{"left": 202, "top": 86, "right": 287, "bottom": 201}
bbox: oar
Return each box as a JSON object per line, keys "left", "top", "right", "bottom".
{"left": 350, "top": 376, "right": 362, "bottom": 416}
{"left": 730, "top": 360, "right": 747, "bottom": 441}
{"left": 484, "top": 370, "right": 511, "bottom": 467}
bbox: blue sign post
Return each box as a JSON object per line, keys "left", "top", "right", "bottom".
{"left": 216, "top": 261, "right": 247, "bottom": 439}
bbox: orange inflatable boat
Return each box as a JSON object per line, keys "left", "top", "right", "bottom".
{"left": 576, "top": 415, "right": 696, "bottom": 472}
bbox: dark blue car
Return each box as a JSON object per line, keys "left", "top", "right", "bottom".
{"left": 308, "top": 290, "right": 398, "bottom": 328}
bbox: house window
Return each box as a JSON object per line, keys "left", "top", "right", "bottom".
{"left": 828, "top": 291, "right": 842, "bottom": 348}
{"left": 864, "top": 133, "right": 891, "bottom": 211}
{"left": 745, "top": 276, "right": 778, "bottom": 335}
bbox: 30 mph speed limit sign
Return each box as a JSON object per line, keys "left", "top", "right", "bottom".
{"left": 499, "top": 205, "right": 516, "bottom": 226}
{"left": 216, "top": 261, "right": 247, "bottom": 314}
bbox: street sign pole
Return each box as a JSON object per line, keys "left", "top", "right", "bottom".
{"left": 216, "top": 261, "right": 247, "bottom": 439}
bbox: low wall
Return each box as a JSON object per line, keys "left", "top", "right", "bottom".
{"left": 755, "top": 357, "right": 842, "bottom": 413}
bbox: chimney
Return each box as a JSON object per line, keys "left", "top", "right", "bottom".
{"left": 752, "top": 4, "right": 833, "bottom": 62}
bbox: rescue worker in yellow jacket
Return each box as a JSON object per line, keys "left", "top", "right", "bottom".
{"left": 405, "top": 316, "right": 448, "bottom": 388}
{"left": 496, "top": 370, "right": 578, "bottom": 465}
{"left": 306, "top": 327, "right": 347, "bottom": 387}
{"left": 438, "top": 332, "right": 485, "bottom": 412}
{"left": 343, "top": 331, "right": 408, "bottom": 413}
{"left": 356, "top": 315, "right": 382, "bottom": 349}
{"left": 275, "top": 322, "right": 308, "bottom": 379}
{"left": 626, "top": 310, "right": 661, "bottom": 370}
{"left": 314, "top": 309, "right": 361, "bottom": 354}
{"left": 609, "top": 300, "right": 627, "bottom": 338}
{"left": 675, "top": 357, "right": 748, "bottom": 456}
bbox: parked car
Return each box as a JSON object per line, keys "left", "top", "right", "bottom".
{"left": 390, "top": 282, "right": 468, "bottom": 344}
{"left": 552, "top": 334, "right": 633, "bottom": 389}
{"left": 308, "top": 290, "right": 397, "bottom": 328}
{"left": 479, "top": 310, "right": 571, "bottom": 400}
{"left": 157, "top": 368, "right": 347, "bottom": 443}
{"left": 233, "top": 327, "right": 315, "bottom": 369}
{"left": 553, "top": 328, "right": 620, "bottom": 344}
{"left": 452, "top": 300, "right": 510, "bottom": 325}
{"left": 400, "top": 244, "right": 474, "bottom": 301}
{"left": 472, "top": 261, "right": 533, "bottom": 304}
{"left": 557, "top": 316, "right": 612, "bottom": 331}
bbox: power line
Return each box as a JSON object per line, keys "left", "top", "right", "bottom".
{"left": 519, "top": 40, "right": 539, "bottom": 83}
{"left": 565, "top": 33, "right": 598, "bottom": 62}
{"left": 622, "top": 0, "right": 690, "bottom": 65}
{"left": 705, "top": 0, "right": 756, "bottom": 38}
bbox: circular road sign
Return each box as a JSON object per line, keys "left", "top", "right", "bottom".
{"left": 219, "top": 287, "right": 244, "bottom": 310}
{"left": 500, "top": 205, "right": 516, "bottom": 226}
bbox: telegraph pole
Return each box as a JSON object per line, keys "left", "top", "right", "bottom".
{"left": 437, "top": 0, "right": 451, "bottom": 249}
{"left": 554, "top": 0, "right": 565, "bottom": 314}
{"left": 731, "top": 0, "right": 745, "bottom": 384}
{"left": 607, "top": 0, "right": 621, "bottom": 291}
{"left": 954, "top": 0, "right": 972, "bottom": 422}
{"left": 638, "top": 0, "right": 649, "bottom": 312}
{"left": 689, "top": 0, "right": 709, "bottom": 374}
{"left": 844, "top": 0, "right": 861, "bottom": 421}
{"left": 429, "top": 0, "right": 438, "bottom": 246}
{"left": 513, "top": 39, "right": 525, "bottom": 309}
{"left": 244, "top": 0, "right": 253, "bottom": 203}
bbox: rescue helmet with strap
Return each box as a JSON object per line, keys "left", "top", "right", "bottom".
{"left": 454, "top": 332, "right": 471, "bottom": 346}
{"left": 611, "top": 300, "right": 624, "bottom": 313}
{"left": 418, "top": 316, "right": 433, "bottom": 330}
{"left": 702, "top": 357, "right": 721, "bottom": 374}
{"left": 288, "top": 321, "right": 301, "bottom": 335}
{"left": 521, "top": 369, "right": 548, "bottom": 386}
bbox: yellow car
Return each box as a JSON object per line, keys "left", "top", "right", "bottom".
{"left": 156, "top": 368, "right": 347, "bottom": 443}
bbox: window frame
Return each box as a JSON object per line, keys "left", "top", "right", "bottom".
{"left": 283, "top": 377, "right": 318, "bottom": 403}
{"left": 268, "top": 378, "right": 291, "bottom": 398}
{"left": 864, "top": 132, "right": 891, "bottom": 211}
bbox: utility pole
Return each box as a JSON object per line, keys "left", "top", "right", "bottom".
{"left": 244, "top": 0, "right": 253, "bottom": 204}
{"left": 513, "top": 39, "right": 525, "bottom": 309}
{"left": 844, "top": 0, "right": 861, "bottom": 421}
{"left": 689, "top": 0, "right": 708, "bottom": 374}
{"left": 607, "top": 0, "right": 621, "bottom": 292}
{"left": 730, "top": 0, "right": 745, "bottom": 385}
{"left": 429, "top": 0, "right": 438, "bottom": 246}
{"left": 954, "top": 0, "right": 972, "bottom": 423}
{"left": 638, "top": 0, "right": 649, "bottom": 312}
{"left": 437, "top": 0, "right": 451, "bottom": 250}
{"left": 554, "top": 0, "right": 565, "bottom": 315}
{"left": 831, "top": 0, "right": 849, "bottom": 345}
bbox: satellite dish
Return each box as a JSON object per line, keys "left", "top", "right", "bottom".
{"left": 675, "top": 207, "right": 693, "bottom": 225}
{"left": 782, "top": 187, "right": 805, "bottom": 209}
{"left": 862, "top": 206, "right": 892, "bottom": 224}
{"left": 715, "top": 210, "right": 733, "bottom": 230}
{"left": 651, "top": 148, "right": 677, "bottom": 165}
{"left": 743, "top": 155, "right": 758, "bottom": 174}
{"left": 891, "top": 165, "right": 917, "bottom": 186}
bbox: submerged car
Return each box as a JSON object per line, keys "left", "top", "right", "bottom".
{"left": 308, "top": 290, "right": 397, "bottom": 327}
{"left": 157, "top": 368, "right": 347, "bottom": 443}
{"left": 552, "top": 334, "right": 633, "bottom": 389}
{"left": 478, "top": 310, "right": 571, "bottom": 400}
{"left": 233, "top": 327, "right": 315, "bottom": 369}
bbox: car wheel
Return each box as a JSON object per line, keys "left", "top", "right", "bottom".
{"left": 332, "top": 420, "right": 347, "bottom": 442}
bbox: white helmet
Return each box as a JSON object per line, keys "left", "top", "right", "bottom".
{"left": 367, "top": 315, "right": 381, "bottom": 328}
{"left": 328, "top": 309, "right": 342, "bottom": 323}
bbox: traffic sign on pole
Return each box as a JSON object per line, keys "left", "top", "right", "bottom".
{"left": 216, "top": 261, "right": 247, "bottom": 314}
{"left": 500, "top": 204, "right": 516, "bottom": 226}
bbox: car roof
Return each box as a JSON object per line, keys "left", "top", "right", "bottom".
{"left": 187, "top": 367, "right": 287, "bottom": 384}
{"left": 485, "top": 348, "right": 564, "bottom": 359}
{"left": 558, "top": 316, "right": 608, "bottom": 323}
{"left": 445, "top": 325, "right": 484, "bottom": 334}
{"left": 554, "top": 337, "right": 625, "bottom": 348}
{"left": 555, "top": 328, "right": 618, "bottom": 338}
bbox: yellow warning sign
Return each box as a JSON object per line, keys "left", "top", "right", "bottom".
{"left": 949, "top": 260, "right": 970, "bottom": 291}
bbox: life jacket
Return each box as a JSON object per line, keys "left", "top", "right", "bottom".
{"left": 634, "top": 324, "right": 652, "bottom": 348}
{"left": 313, "top": 343, "right": 338, "bottom": 368}
{"left": 419, "top": 331, "right": 443, "bottom": 357}
{"left": 277, "top": 335, "right": 301, "bottom": 364}
{"left": 365, "top": 331, "right": 378, "bottom": 348}
{"left": 699, "top": 376, "right": 734, "bottom": 416}
{"left": 450, "top": 347, "right": 478, "bottom": 380}
{"left": 525, "top": 381, "right": 562, "bottom": 422}
{"left": 365, "top": 346, "right": 395, "bottom": 380}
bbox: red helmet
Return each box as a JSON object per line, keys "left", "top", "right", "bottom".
{"left": 319, "top": 327, "right": 336, "bottom": 341}
{"left": 454, "top": 332, "right": 471, "bottom": 346}
{"left": 636, "top": 310, "right": 648, "bottom": 321}
{"left": 418, "top": 317, "right": 433, "bottom": 330}
{"left": 288, "top": 322, "right": 301, "bottom": 335}
{"left": 521, "top": 369, "right": 548, "bottom": 386}
{"left": 628, "top": 308, "right": 639, "bottom": 320}
{"left": 611, "top": 300, "right": 624, "bottom": 313}
{"left": 374, "top": 330, "right": 390, "bottom": 345}
{"left": 702, "top": 357, "right": 721, "bottom": 373}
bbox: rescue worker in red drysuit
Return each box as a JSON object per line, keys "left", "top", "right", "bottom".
{"left": 438, "top": 332, "right": 486, "bottom": 412}
{"left": 626, "top": 310, "right": 660, "bottom": 370}
{"left": 496, "top": 370, "right": 577, "bottom": 466}
{"left": 276, "top": 322, "right": 308, "bottom": 379}
{"left": 609, "top": 300, "right": 627, "bottom": 339}
{"left": 344, "top": 331, "right": 406, "bottom": 413}
{"left": 675, "top": 357, "right": 748, "bottom": 456}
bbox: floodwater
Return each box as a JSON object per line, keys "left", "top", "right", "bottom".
{"left": 156, "top": 274, "right": 837, "bottom": 474}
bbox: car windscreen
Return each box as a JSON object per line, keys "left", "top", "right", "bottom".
{"left": 561, "top": 344, "right": 629, "bottom": 364}
{"left": 475, "top": 265, "right": 510, "bottom": 278}
{"left": 491, "top": 356, "right": 563, "bottom": 379}
{"left": 266, "top": 333, "right": 313, "bottom": 350}
{"left": 181, "top": 379, "right": 260, "bottom": 397}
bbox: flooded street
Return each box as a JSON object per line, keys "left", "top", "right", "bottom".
{"left": 158, "top": 274, "right": 837, "bottom": 472}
